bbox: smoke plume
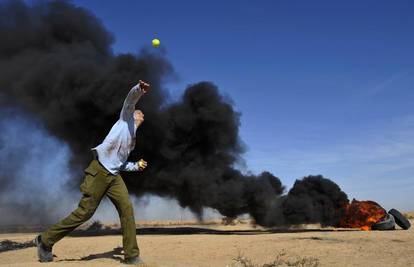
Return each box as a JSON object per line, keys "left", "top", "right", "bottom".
{"left": 0, "top": 106, "right": 76, "bottom": 225}
{"left": 0, "top": 0, "right": 349, "bottom": 227}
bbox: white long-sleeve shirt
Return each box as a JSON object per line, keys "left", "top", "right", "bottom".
{"left": 92, "top": 83, "right": 144, "bottom": 174}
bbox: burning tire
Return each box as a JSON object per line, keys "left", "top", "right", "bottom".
{"left": 371, "top": 214, "right": 395, "bottom": 230}
{"left": 388, "top": 209, "right": 411, "bottom": 230}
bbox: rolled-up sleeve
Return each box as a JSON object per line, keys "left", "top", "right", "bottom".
{"left": 120, "top": 161, "right": 140, "bottom": 172}
{"left": 120, "top": 84, "right": 144, "bottom": 121}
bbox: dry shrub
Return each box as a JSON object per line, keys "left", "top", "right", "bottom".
{"left": 230, "top": 250, "right": 319, "bottom": 267}
{"left": 403, "top": 212, "right": 414, "bottom": 219}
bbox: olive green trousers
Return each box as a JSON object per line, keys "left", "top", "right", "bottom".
{"left": 41, "top": 159, "right": 139, "bottom": 259}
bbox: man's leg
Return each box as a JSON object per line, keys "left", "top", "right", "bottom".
{"left": 41, "top": 160, "right": 111, "bottom": 248}
{"left": 106, "top": 175, "right": 139, "bottom": 259}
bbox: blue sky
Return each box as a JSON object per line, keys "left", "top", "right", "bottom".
{"left": 70, "top": 0, "right": 414, "bottom": 211}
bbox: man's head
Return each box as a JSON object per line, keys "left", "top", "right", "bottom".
{"left": 134, "top": 110, "right": 144, "bottom": 126}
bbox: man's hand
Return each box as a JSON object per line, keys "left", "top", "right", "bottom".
{"left": 139, "top": 80, "right": 150, "bottom": 94}
{"left": 137, "top": 159, "right": 148, "bottom": 171}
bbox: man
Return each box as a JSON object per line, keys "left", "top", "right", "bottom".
{"left": 35, "top": 80, "right": 151, "bottom": 265}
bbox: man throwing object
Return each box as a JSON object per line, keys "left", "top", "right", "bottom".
{"left": 35, "top": 80, "right": 150, "bottom": 265}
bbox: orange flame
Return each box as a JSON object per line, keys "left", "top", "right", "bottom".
{"left": 338, "top": 199, "right": 386, "bottom": 230}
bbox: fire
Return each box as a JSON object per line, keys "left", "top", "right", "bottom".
{"left": 338, "top": 199, "right": 387, "bottom": 230}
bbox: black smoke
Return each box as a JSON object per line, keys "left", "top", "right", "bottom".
{"left": 0, "top": 0, "right": 349, "bottom": 227}
{"left": 280, "top": 175, "right": 349, "bottom": 226}
{"left": 0, "top": 0, "right": 172, "bottom": 168}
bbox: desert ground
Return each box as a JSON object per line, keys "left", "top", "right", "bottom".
{"left": 1, "top": 215, "right": 413, "bottom": 267}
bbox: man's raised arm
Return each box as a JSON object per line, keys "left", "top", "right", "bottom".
{"left": 120, "top": 80, "right": 150, "bottom": 120}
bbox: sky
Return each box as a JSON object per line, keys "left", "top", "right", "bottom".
{"left": 69, "top": 0, "right": 414, "bottom": 212}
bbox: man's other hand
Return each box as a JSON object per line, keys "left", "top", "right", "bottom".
{"left": 137, "top": 159, "right": 148, "bottom": 171}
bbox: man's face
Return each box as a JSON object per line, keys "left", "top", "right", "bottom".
{"left": 134, "top": 110, "right": 144, "bottom": 126}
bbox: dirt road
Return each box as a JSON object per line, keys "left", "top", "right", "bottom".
{"left": 0, "top": 221, "right": 413, "bottom": 267}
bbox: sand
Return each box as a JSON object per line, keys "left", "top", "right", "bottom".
{"left": 0, "top": 219, "right": 413, "bottom": 267}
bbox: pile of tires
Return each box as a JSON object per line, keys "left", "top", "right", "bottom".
{"left": 371, "top": 209, "right": 411, "bottom": 230}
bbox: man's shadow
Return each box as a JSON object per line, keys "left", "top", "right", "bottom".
{"left": 58, "top": 246, "right": 124, "bottom": 263}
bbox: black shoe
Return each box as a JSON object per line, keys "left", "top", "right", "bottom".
{"left": 124, "top": 256, "right": 146, "bottom": 265}
{"left": 34, "top": 235, "right": 53, "bottom": 262}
